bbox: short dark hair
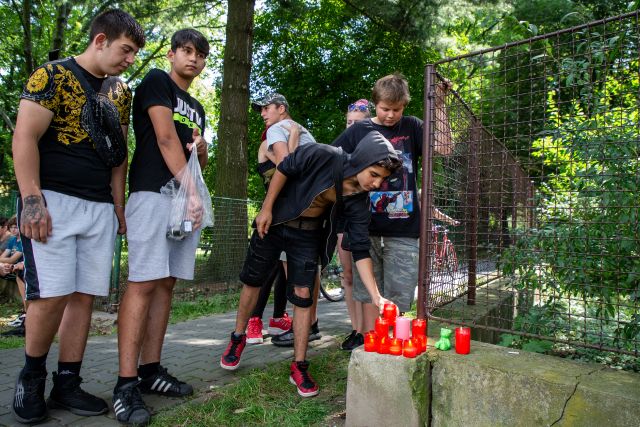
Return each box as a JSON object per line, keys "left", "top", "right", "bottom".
{"left": 171, "top": 29, "right": 210, "bottom": 57}
{"left": 6, "top": 216, "right": 17, "bottom": 228}
{"left": 89, "top": 9, "right": 145, "bottom": 48}
{"left": 376, "top": 156, "right": 403, "bottom": 174}
{"left": 0, "top": 216, "right": 7, "bottom": 227}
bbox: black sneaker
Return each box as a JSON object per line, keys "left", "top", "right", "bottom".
{"left": 48, "top": 372, "right": 108, "bottom": 416}
{"left": 112, "top": 381, "right": 150, "bottom": 426}
{"left": 271, "top": 328, "right": 294, "bottom": 347}
{"left": 272, "top": 320, "right": 321, "bottom": 347}
{"left": 342, "top": 332, "right": 364, "bottom": 351}
{"left": 12, "top": 369, "right": 48, "bottom": 424}
{"left": 138, "top": 365, "right": 193, "bottom": 397}
{"left": 341, "top": 330, "right": 357, "bottom": 350}
{"left": 2, "top": 323, "right": 26, "bottom": 337}
{"left": 309, "top": 320, "right": 321, "bottom": 342}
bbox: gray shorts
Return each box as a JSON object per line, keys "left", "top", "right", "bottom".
{"left": 352, "top": 236, "right": 419, "bottom": 312}
{"left": 21, "top": 190, "right": 118, "bottom": 299}
{"left": 126, "top": 192, "right": 201, "bottom": 282}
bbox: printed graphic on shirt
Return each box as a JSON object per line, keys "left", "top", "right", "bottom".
{"left": 22, "top": 62, "right": 131, "bottom": 146}
{"left": 370, "top": 191, "right": 413, "bottom": 219}
{"left": 173, "top": 97, "right": 203, "bottom": 133}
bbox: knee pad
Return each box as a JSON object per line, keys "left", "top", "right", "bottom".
{"left": 287, "top": 286, "right": 313, "bottom": 308}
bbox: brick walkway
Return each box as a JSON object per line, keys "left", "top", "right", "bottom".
{"left": 0, "top": 298, "right": 351, "bottom": 426}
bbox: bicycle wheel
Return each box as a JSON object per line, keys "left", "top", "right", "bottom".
{"left": 443, "top": 243, "right": 459, "bottom": 275}
{"left": 319, "top": 280, "right": 345, "bottom": 302}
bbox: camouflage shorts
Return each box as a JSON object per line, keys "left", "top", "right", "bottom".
{"left": 352, "top": 236, "right": 418, "bottom": 312}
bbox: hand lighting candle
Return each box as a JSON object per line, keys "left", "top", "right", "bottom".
{"left": 389, "top": 338, "right": 403, "bottom": 356}
{"left": 364, "top": 332, "right": 377, "bottom": 352}
{"left": 394, "top": 316, "right": 411, "bottom": 340}
{"left": 375, "top": 317, "right": 390, "bottom": 338}
{"left": 455, "top": 327, "right": 471, "bottom": 355}
{"left": 403, "top": 338, "right": 418, "bottom": 358}
{"left": 383, "top": 303, "right": 397, "bottom": 327}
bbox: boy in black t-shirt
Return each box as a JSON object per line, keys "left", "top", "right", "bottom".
{"left": 11, "top": 9, "right": 144, "bottom": 424}
{"left": 332, "top": 74, "right": 455, "bottom": 333}
{"left": 112, "top": 29, "right": 209, "bottom": 426}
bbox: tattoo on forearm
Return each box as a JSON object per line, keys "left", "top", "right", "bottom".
{"left": 22, "top": 195, "right": 46, "bottom": 223}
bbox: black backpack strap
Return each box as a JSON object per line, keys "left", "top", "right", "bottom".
{"left": 63, "top": 57, "right": 96, "bottom": 97}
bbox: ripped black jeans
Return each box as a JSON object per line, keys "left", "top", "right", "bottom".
{"left": 239, "top": 224, "right": 319, "bottom": 308}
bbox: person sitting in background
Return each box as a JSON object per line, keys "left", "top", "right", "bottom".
{"left": 0, "top": 216, "right": 26, "bottom": 336}
{"left": 0, "top": 216, "right": 12, "bottom": 251}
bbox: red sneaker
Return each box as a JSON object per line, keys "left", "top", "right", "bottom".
{"left": 268, "top": 313, "right": 292, "bottom": 335}
{"left": 289, "top": 361, "right": 319, "bottom": 397}
{"left": 246, "top": 317, "right": 264, "bottom": 344}
{"left": 220, "top": 333, "right": 246, "bottom": 371}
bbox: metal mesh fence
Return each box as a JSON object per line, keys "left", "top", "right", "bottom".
{"left": 419, "top": 11, "right": 639, "bottom": 357}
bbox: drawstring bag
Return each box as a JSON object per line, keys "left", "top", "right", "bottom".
{"left": 160, "top": 141, "right": 214, "bottom": 240}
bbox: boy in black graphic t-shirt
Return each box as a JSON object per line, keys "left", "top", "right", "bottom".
{"left": 11, "top": 9, "right": 144, "bottom": 424}
{"left": 332, "top": 74, "right": 456, "bottom": 334}
{"left": 112, "top": 29, "right": 209, "bottom": 426}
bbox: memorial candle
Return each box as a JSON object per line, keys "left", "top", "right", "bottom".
{"left": 389, "top": 338, "right": 403, "bottom": 356}
{"left": 375, "top": 318, "right": 390, "bottom": 338}
{"left": 383, "top": 303, "right": 397, "bottom": 327}
{"left": 395, "top": 316, "right": 411, "bottom": 340}
{"left": 403, "top": 338, "right": 418, "bottom": 358}
{"left": 455, "top": 327, "right": 471, "bottom": 355}
{"left": 378, "top": 335, "right": 390, "bottom": 354}
{"left": 412, "top": 335, "right": 425, "bottom": 354}
{"left": 364, "top": 332, "right": 377, "bottom": 352}
{"left": 412, "top": 318, "right": 427, "bottom": 337}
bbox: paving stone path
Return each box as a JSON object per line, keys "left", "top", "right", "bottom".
{"left": 0, "top": 298, "right": 351, "bottom": 426}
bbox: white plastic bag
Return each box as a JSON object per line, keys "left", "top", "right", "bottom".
{"left": 160, "top": 142, "right": 213, "bottom": 240}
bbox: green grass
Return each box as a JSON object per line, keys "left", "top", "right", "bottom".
{"left": 0, "top": 299, "right": 25, "bottom": 349}
{"left": 169, "top": 290, "right": 241, "bottom": 324}
{"left": 151, "top": 348, "right": 349, "bottom": 427}
{"left": 0, "top": 291, "right": 241, "bottom": 350}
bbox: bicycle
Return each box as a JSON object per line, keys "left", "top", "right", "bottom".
{"left": 319, "top": 264, "right": 345, "bottom": 302}
{"left": 431, "top": 225, "right": 459, "bottom": 277}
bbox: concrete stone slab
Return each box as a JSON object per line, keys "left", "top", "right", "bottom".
{"left": 346, "top": 349, "right": 429, "bottom": 427}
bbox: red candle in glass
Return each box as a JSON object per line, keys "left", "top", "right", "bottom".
{"left": 378, "top": 335, "right": 390, "bottom": 354}
{"left": 375, "top": 317, "right": 390, "bottom": 338}
{"left": 403, "top": 338, "right": 418, "bottom": 358}
{"left": 455, "top": 327, "right": 471, "bottom": 354}
{"left": 364, "top": 332, "right": 377, "bottom": 352}
{"left": 416, "top": 334, "right": 427, "bottom": 352}
{"left": 383, "top": 303, "right": 397, "bottom": 327}
{"left": 389, "top": 338, "right": 403, "bottom": 356}
{"left": 412, "top": 335, "right": 424, "bottom": 354}
{"left": 412, "top": 319, "right": 427, "bottom": 337}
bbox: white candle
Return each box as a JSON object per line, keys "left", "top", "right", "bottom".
{"left": 394, "top": 316, "right": 411, "bottom": 340}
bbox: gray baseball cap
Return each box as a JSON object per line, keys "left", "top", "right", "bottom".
{"left": 251, "top": 92, "right": 289, "bottom": 112}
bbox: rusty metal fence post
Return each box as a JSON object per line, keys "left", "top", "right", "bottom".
{"left": 418, "top": 65, "right": 437, "bottom": 319}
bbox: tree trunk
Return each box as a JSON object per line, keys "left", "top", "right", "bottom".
{"left": 210, "top": 0, "right": 255, "bottom": 284}
{"left": 18, "top": 0, "right": 34, "bottom": 75}
{"left": 52, "top": 2, "right": 71, "bottom": 54}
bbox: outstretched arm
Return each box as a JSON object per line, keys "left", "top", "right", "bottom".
{"left": 255, "top": 170, "right": 288, "bottom": 238}
{"left": 434, "top": 80, "right": 453, "bottom": 155}
{"left": 433, "top": 207, "right": 460, "bottom": 226}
